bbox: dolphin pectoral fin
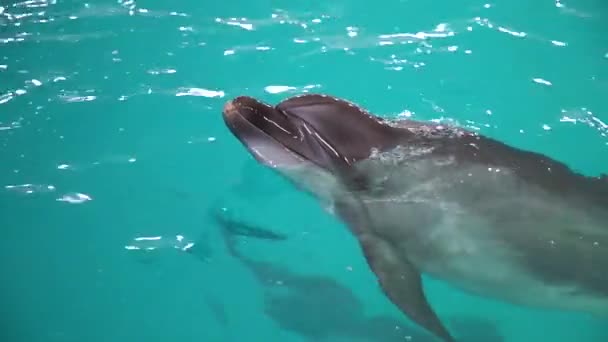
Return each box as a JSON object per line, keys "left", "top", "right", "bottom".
{"left": 358, "top": 234, "right": 455, "bottom": 342}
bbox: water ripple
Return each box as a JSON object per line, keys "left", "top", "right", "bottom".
{"left": 214, "top": 17, "right": 254, "bottom": 31}
{"left": 55, "top": 155, "right": 138, "bottom": 172}
{"left": 5, "top": 183, "right": 55, "bottom": 195}
{"left": 532, "top": 78, "right": 553, "bottom": 86}
{"left": 0, "top": 73, "right": 67, "bottom": 107}
{"left": 56, "top": 192, "right": 92, "bottom": 204}
{"left": 556, "top": 0, "right": 593, "bottom": 18}
{"left": 58, "top": 92, "right": 97, "bottom": 103}
{"left": 147, "top": 68, "right": 177, "bottom": 75}
{"left": 264, "top": 84, "right": 321, "bottom": 95}
{"left": 0, "top": 93, "right": 15, "bottom": 104}
{"left": 124, "top": 234, "right": 195, "bottom": 252}
{"left": 117, "top": 0, "right": 137, "bottom": 16}
{"left": 560, "top": 108, "right": 608, "bottom": 139}
{"left": 469, "top": 15, "right": 575, "bottom": 49}
{"left": 0, "top": 120, "right": 22, "bottom": 131}
{"left": 175, "top": 87, "right": 225, "bottom": 98}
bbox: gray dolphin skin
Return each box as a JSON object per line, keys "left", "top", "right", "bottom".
{"left": 221, "top": 94, "right": 608, "bottom": 341}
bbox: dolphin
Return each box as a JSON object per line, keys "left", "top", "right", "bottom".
{"left": 220, "top": 93, "right": 608, "bottom": 341}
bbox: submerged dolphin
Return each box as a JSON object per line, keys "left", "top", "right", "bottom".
{"left": 221, "top": 94, "right": 608, "bottom": 341}
{"left": 212, "top": 208, "right": 505, "bottom": 342}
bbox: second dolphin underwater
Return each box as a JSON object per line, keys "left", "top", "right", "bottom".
{"left": 221, "top": 93, "right": 608, "bottom": 341}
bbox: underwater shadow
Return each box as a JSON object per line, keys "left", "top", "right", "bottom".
{"left": 198, "top": 209, "right": 504, "bottom": 342}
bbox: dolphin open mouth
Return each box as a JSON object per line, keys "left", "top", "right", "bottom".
{"left": 222, "top": 96, "right": 336, "bottom": 170}
{"left": 222, "top": 96, "right": 304, "bottom": 167}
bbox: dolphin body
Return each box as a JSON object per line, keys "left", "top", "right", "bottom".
{"left": 221, "top": 94, "right": 608, "bottom": 341}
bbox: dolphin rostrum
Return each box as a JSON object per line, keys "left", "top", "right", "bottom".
{"left": 221, "top": 94, "right": 608, "bottom": 341}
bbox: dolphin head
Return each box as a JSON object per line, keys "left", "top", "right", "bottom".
{"left": 222, "top": 94, "right": 404, "bottom": 179}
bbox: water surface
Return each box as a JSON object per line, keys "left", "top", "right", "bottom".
{"left": 1, "top": 1, "right": 607, "bottom": 341}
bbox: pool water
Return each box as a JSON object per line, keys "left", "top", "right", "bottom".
{"left": 1, "top": 1, "right": 607, "bottom": 341}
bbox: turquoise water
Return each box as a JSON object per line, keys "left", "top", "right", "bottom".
{"left": 1, "top": 1, "right": 607, "bottom": 341}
